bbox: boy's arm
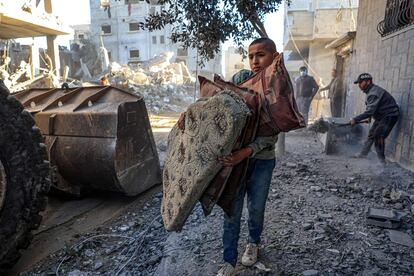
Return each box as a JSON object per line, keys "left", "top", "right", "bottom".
{"left": 219, "top": 135, "right": 278, "bottom": 167}
{"left": 247, "top": 135, "right": 279, "bottom": 157}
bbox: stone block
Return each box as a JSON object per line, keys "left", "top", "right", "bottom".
{"left": 388, "top": 230, "right": 414, "bottom": 247}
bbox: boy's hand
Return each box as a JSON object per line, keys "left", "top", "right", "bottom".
{"left": 219, "top": 147, "right": 253, "bottom": 167}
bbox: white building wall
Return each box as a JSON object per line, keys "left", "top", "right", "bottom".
{"left": 89, "top": 0, "right": 221, "bottom": 74}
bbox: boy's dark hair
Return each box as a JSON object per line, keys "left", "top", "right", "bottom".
{"left": 249, "top": 38, "right": 277, "bottom": 53}
{"left": 299, "top": 66, "right": 307, "bottom": 72}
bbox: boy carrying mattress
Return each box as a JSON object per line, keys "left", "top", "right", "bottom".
{"left": 217, "top": 38, "right": 279, "bottom": 276}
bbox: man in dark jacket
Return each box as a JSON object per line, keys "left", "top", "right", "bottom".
{"left": 295, "top": 66, "right": 319, "bottom": 125}
{"left": 351, "top": 73, "right": 399, "bottom": 165}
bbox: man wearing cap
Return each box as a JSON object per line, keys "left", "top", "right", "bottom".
{"left": 295, "top": 66, "right": 319, "bottom": 125}
{"left": 351, "top": 73, "right": 399, "bottom": 165}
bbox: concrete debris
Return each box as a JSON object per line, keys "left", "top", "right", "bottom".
{"left": 93, "top": 260, "right": 103, "bottom": 270}
{"left": 326, "top": 248, "right": 340, "bottom": 254}
{"left": 302, "top": 269, "right": 319, "bottom": 276}
{"left": 22, "top": 130, "right": 414, "bottom": 275}
{"left": 110, "top": 52, "right": 195, "bottom": 86}
{"left": 387, "top": 230, "right": 414, "bottom": 248}
{"left": 366, "top": 207, "right": 408, "bottom": 229}
{"left": 254, "top": 262, "right": 272, "bottom": 272}
{"left": 1, "top": 46, "right": 195, "bottom": 114}
{"left": 302, "top": 223, "right": 313, "bottom": 230}
{"left": 68, "top": 270, "right": 87, "bottom": 276}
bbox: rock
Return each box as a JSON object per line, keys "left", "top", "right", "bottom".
{"left": 119, "top": 225, "right": 130, "bottom": 232}
{"left": 411, "top": 204, "right": 414, "bottom": 214}
{"left": 84, "top": 249, "right": 95, "bottom": 258}
{"left": 318, "top": 213, "right": 333, "bottom": 219}
{"left": 303, "top": 223, "right": 313, "bottom": 231}
{"left": 158, "top": 141, "right": 168, "bottom": 152}
{"left": 382, "top": 188, "right": 391, "bottom": 198}
{"left": 310, "top": 186, "right": 322, "bottom": 192}
{"left": 286, "top": 162, "right": 297, "bottom": 168}
{"left": 254, "top": 262, "right": 272, "bottom": 272}
{"left": 326, "top": 248, "right": 340, "bottom": 254}
{"left": 302, "top": 269, "right": 319, "bottom": 276}
{"left": 94, "top": 260, "right": 104, "bottom": 270}
{"left": 388, "top": 230, "right": 414, "bottom": 247}
{"left": 153, "top": 221, "right": 163, "bottom": 229}
{"left": 394, "top": 203, "right": 403, "bottom": 210}
{"left": 345, "top": 177, "right": 354, "bottom": 184}
{"left": 68, "top": 270, "right": 86, "bottom": 276}
{"left": 390, "top": 190, "right": 402, "bottom": 201}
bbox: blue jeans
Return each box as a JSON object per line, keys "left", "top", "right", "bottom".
{"left": 222, "top": 158, "right": 276, "bottom": 267}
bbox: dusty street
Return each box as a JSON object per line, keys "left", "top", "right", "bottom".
{"left": 13, "top": 128, "right": 414, "bottom": 276}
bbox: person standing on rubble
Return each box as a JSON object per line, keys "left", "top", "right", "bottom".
{"left": 319, "top": 68, "right": 342, "bottom": 117}
{"left": 216, "top": 38, "right": 279, "bottom": 276}
{"left": 351, "top": 73, "right": 399, "bottom": 165}
{"left": 295, "top": 66, "right": 319, "bottom": 125}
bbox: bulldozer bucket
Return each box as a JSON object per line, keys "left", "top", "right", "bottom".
{"left": 14, "top": 86, "right": 161, "bottom": 196}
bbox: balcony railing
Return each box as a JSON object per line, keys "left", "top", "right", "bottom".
{"left": 377, "top": 0, "right": 414, "bottom": 37}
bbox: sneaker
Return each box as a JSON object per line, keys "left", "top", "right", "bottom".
{"left": 216, "top": 263, "right": 235, "bottom": 276}
{"left": 241, "top": 243, "right": 258, "bottom": 266}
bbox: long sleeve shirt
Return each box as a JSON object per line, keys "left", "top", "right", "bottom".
{"left": 353, "top": 84, "right": 399, "bottom": 122}
{"left": 295, "top": 75, "right": 319, "bottom": 98}
{"left": 247, "top": 135, "right": 278, "bottom": 160}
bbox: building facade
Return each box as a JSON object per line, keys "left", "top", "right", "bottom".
{"left": 223, "top": 46, "right": 250, "bottom": 80}
{"left": 70, "top": 24, "right": 91, "bottom": 46}
{"left": 0, "top": 0, "right": 71, "bottom": 78}
{"left": 89, "top": 0, "right": 221, "bottom": 75}
{"left": 283, "top": 0, "right": 359, "bottom": 119}
{"left": 343, "top": 0, "right": 414, "bottom": 170}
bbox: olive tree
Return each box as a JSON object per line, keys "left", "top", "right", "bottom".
{"left": 140, "top": 0, "right": 288, "bottom": 62}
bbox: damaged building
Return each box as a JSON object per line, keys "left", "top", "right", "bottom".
{"left": 0, "top": 0, "right": 71, "bottom": 90}
{"left": 335, "top": 0, "right": 414, "bottom": 171}
{"left": 283, "top": 0, "right": 359, "bottom": 120}
{"left": 89, "top": 0, "right": 222, "bottom": 76}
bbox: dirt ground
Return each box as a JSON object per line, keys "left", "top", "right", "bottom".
{"left": 8, "top": 127, "right": 414, "bottom": 276}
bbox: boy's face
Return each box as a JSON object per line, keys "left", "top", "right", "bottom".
{"left": 248, "top": 43, "right": 276, "bottom": 73}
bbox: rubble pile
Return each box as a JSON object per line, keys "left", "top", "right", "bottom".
{"left": 1, "top": 44, "right": 196, "bottom": 113}
{"left": 127, "top": 84, "right": 195, "bottom": 114}
{"left": 24, "top": 130, "right": 414, "bottom": 275}
{"left": 109, "top": 52, "right": 197, "bottom": 113}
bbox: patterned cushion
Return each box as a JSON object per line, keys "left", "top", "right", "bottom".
{"left": 162, "top": 90, "right": 250, "bottom": 231}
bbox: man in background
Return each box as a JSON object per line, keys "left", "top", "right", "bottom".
{"left": 319, "top": 68, "right": 342, "bottom": 117}
{"left": 295, "top": 66, "right": 319, "bottom": 125}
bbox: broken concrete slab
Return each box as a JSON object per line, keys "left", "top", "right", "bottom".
{"left": 366, "top": 208, "right": 400, "bottom": 220}
{"left": 366, "top": 207, "right": 408, "bottom": 229}
{"left": 387, "top": 230, "right": 414, "bottom": 248}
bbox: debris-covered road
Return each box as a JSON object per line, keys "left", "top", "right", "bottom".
{"left": 21, "top": 129, "right": 414, "bottom": 276}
